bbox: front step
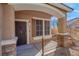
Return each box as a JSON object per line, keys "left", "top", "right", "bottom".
{"left": 35, "top": 41, "right": 57, "bottom": 56}
{"left": 44, "top": 41, "right": 57, "bottom": 52}
{"left": 45, "top": 47, "right": 71, "bottom": 56}
{"left": 69, "top": 46, "right": 79, "bottom": 56}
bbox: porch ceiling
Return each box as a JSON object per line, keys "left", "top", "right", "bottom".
{"left": 9, "top": 3, "right": 68, "bottom": 18}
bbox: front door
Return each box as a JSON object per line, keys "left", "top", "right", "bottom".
{"left": 15, "top": 21, "right": 27, "bottom": 45}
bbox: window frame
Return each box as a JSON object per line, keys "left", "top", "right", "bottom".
{"left": 35, "top": 20, "right": 43, "bottom": 36}
{"left": 44, "top": 21, "right": 50, "bottom": 35}
{"left": 33, "top": 17, "right": 51, "bottom": 37}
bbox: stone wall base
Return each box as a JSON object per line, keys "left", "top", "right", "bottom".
{"left": 1, "top": 37, "right": 17, "bottom": 56}
{"left": 2, "top": 44, "right": 16, "bottom": 56}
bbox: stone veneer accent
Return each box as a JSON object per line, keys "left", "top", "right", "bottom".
{"left": 1, "top": 37, "right": 17, "bottom": 56}
{"left": 2, "top": 44, "right": 16, "bottom": 56}
{"left": 52, "top": 33, "right": 73, "bottom": 47}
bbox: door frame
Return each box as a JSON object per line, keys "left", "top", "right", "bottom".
{"left": 15, "top": 19, "right": 30, "bottom": 44}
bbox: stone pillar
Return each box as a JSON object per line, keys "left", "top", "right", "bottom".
{"left": 1, "top": 4, "right": 17, "bottom": 56}
{"left": 57, "top": 17, "right": 67, "bottom": 47}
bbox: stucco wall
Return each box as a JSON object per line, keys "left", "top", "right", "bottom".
{"left": 2, "top": 4, "right": 15, "bottom": 40}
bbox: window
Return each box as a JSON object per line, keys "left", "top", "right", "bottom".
{"left": 36, "top": 20, "right": 43, "bottom": 36}
{"left": 35, "top": 19, "right": 50, "bottom": 36}
{"left": 45, "top": 21, "right": 50, "bottom": 35}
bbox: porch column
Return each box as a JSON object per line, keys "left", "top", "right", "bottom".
{"left": 0, "top": 4, "right": 3, "bottom": 56}
{"left": 1, "top": 4, "right": 17, "bottom": 56}
{"left": 27, "top": 16, "right": 33, "bottom": 43}
{"left": 57, "top": 16, "right": 67, "bottom": 47}
{"left": 2, "top": 4, "right": 15, "bottom": 40}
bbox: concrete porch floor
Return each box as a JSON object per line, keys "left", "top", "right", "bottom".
{"left": 17, "top": 44, "right": 41, "bottom": 56}
{"left": 17, "top": 43, "right": 79, "bottom": 56}
{"left": 16, "top": 41, "right": 57, "bottom": 56}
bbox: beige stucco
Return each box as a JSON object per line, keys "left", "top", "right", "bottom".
{"left": 2, "top": 4, "right": 15, "bottom": 40}
{"left": 0, "top": 4, "right": 2, "bottom": 40}
{"left": 0, "top": 4, "right": 3, "bottom": 56}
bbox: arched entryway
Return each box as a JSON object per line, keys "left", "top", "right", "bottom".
{"left": 0, "top": 3, "right": 73, "bottom": 56}
{"left": 13, "top": 4, "right": 66, "bottom": 56}
{"left": 14, "top": 3, "right": 72, "bottom": 56}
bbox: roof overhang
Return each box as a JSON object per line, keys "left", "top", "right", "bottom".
{"left": 48, "top": 3, "right": 73, "bottom": 12}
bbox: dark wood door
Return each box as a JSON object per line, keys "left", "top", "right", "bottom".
{"left": 15, "top": 21, "right": 27, "bottom": 45}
